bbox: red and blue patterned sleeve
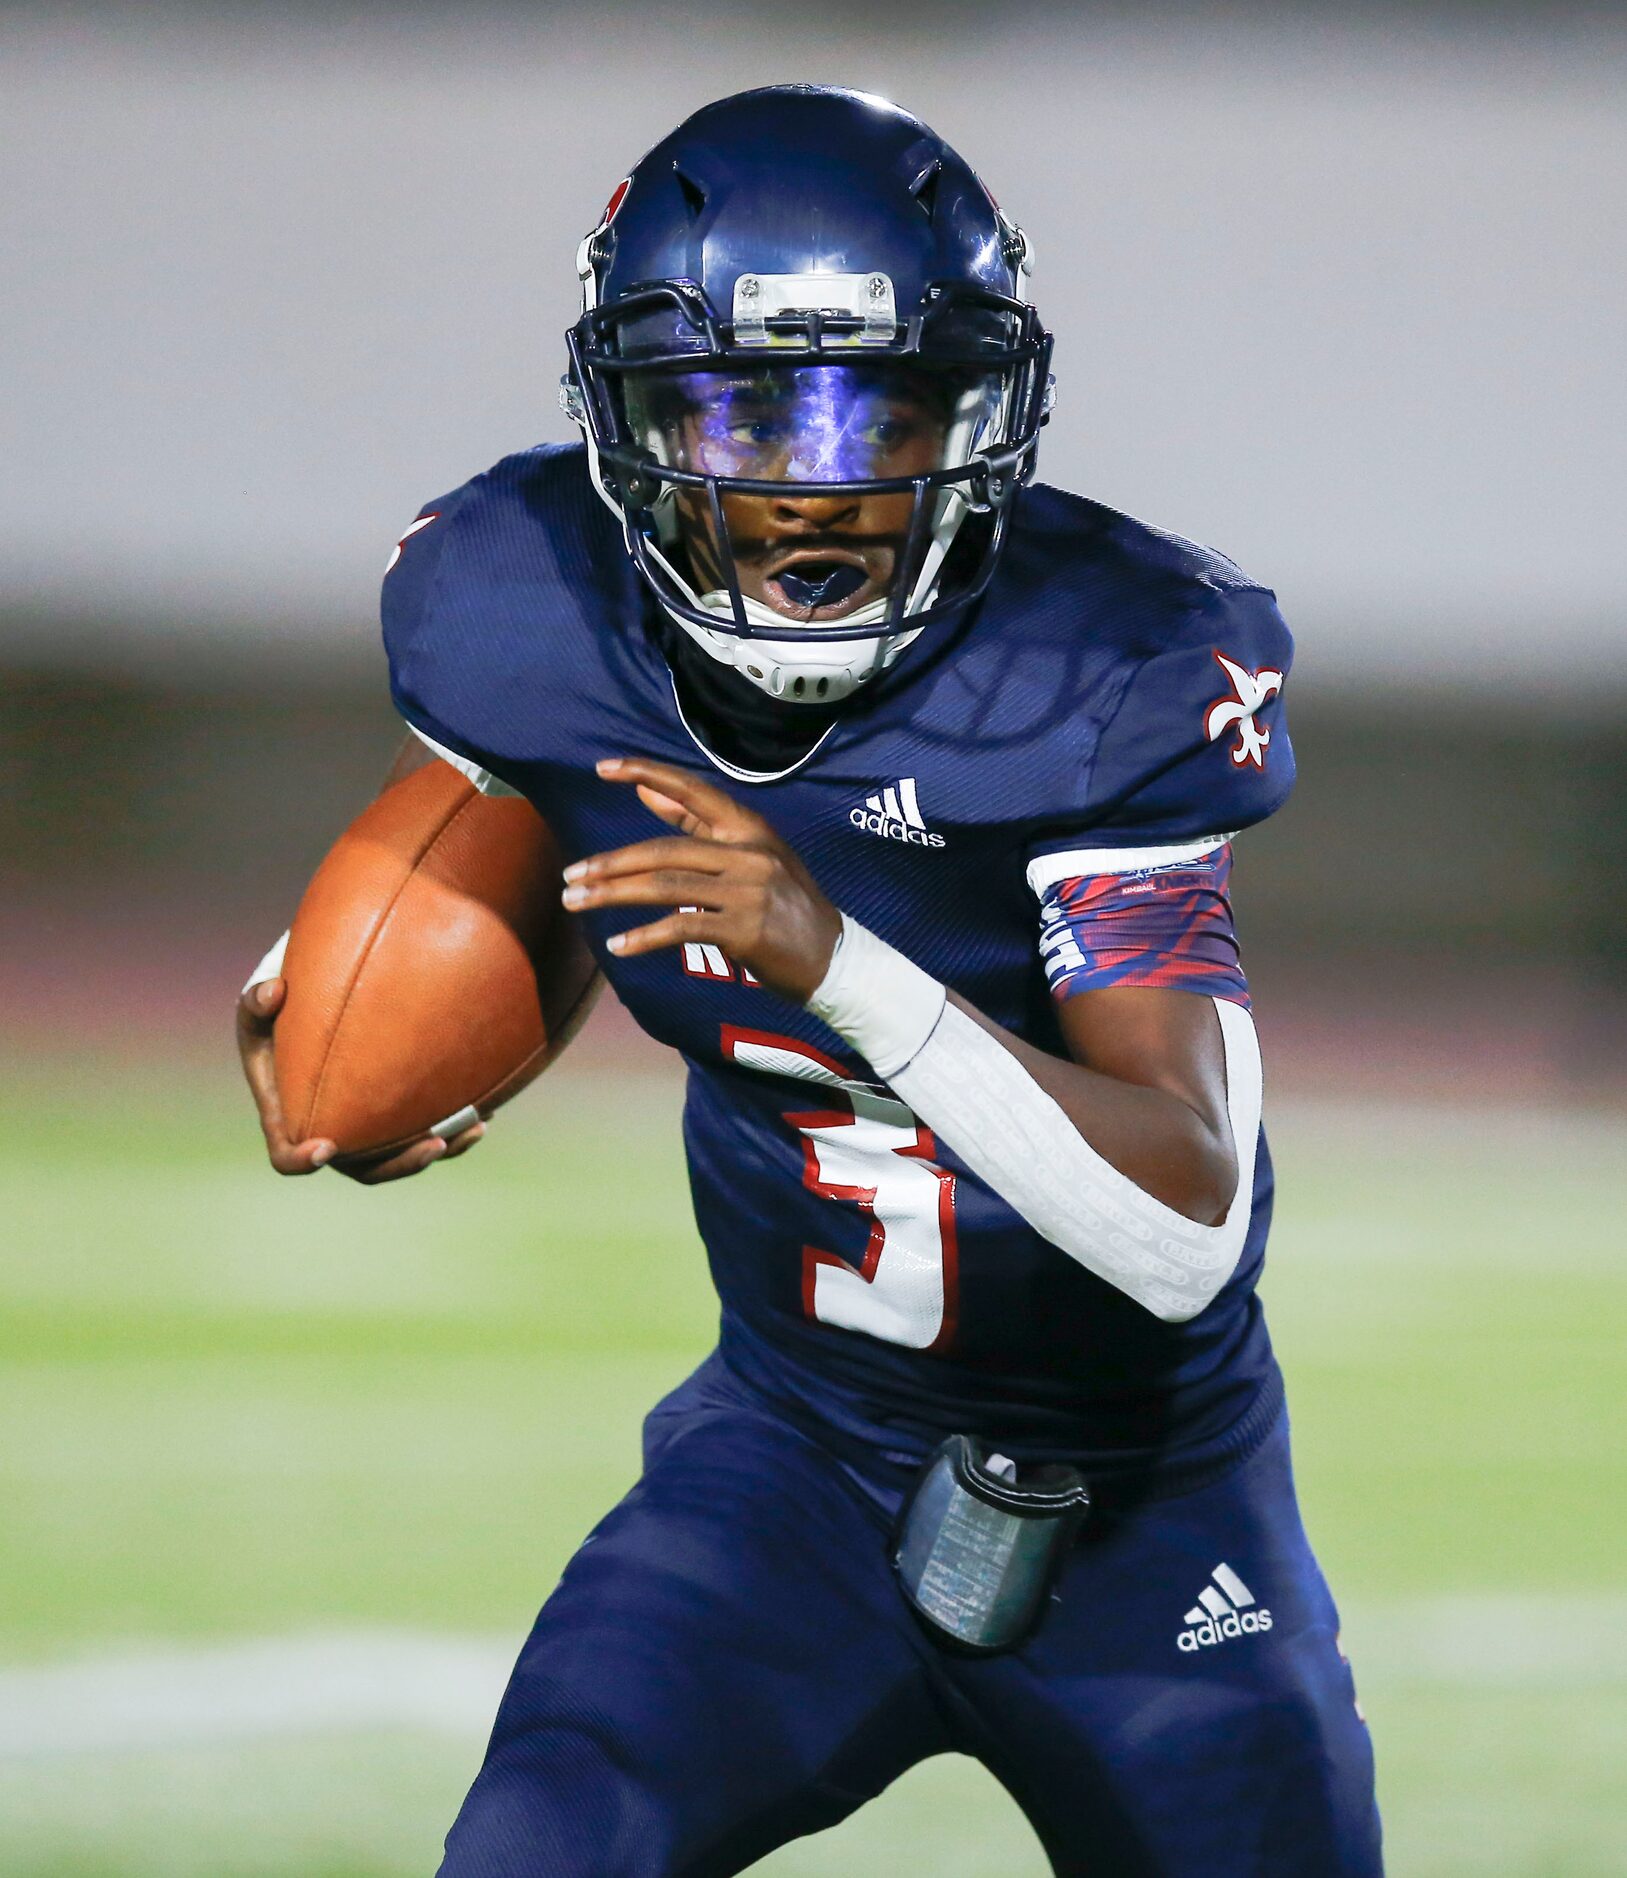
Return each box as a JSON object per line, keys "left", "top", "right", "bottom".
{"left": 1028, "top": 839, "right": 1249, "bottom": 1009}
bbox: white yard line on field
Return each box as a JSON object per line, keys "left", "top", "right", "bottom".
{"left": 2, "top": 1596, "right": 1625, "bottom": 1760}
{"left": 0, "top": 1632, "right": 517, "bottom": 1759}
{"left": 1343, "top": 1594, "right": 1627, "bottom": 1687}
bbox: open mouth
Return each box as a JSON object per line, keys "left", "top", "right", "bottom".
{"left": 772, "top": 561, "right": 868, "bottom": 610}
{"left": 760, "top": 548, "right": 880, "bottom": 619}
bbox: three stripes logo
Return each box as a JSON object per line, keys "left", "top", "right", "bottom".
{"left": 848, "top": 777, "right": 946, "bottom": 849}
{"left": 1176, "top": 1562, "right": 1273, "bottom": 1653}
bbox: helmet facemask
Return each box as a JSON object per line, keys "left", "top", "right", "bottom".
{"left": 567, "top": 276, "right": 1052, "bottom": 705}
{"left": 620, "top": 361, "right": 1003, "bottom": 702}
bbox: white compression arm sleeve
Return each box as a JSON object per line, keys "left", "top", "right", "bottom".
{"left": 806, "top": 915, "right": 1261, "bottom": 1323}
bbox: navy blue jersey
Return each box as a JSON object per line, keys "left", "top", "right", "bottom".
{"left": 384, "top": 443, "right": 1296, "bottom": 1487}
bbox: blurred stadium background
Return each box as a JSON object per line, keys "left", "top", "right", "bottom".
{"left": 3, "top": 2, "right": 1623, "bottom": 1872}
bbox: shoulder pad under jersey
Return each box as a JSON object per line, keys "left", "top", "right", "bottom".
{"left": 379, "top": 444, "right": 636, "bottom": 778}
{"left": 980, "top": 485, "right": 1295, "bottom": 852}
{"left": 379, "top": 467, "right": 484, "bottom": 770}
{"left": 1080, "top": 579, "right": 1294, "bottom": 848}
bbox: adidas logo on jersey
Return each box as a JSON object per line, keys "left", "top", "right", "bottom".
{"left": 849, "top": 778, "right": 945, "bottom": 848}
{"left": 1176, "top": 1563, "right": 1273, "bottom": 1652}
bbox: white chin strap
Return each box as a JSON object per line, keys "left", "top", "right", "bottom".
{"left": 648, "top": 490, "right": 966, "bottom": 705}
{"left": 687, "top": 588, "right": 916, "bottom": 705}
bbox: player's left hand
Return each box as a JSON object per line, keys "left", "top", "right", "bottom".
{"left": 563, "top": 756, "right": 842, "bottom": 1002}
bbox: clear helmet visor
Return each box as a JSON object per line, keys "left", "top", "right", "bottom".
{"left": 622, "top": 361, "right": 1006, "bottom": 487}
{"left": 618, "top": 360, "right": 1010, "bottom": 636}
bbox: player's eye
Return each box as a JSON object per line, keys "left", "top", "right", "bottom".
{"left": 857, "top": 409, "right": 927, "bottom": 451}
{"left": 724, "top": 414, "right": 791, "bottom": 446}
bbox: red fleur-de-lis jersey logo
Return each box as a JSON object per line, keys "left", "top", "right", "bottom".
{"left": 1204, "top": 652, "right": 1283, "bottom": 769}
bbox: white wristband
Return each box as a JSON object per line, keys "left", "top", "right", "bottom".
{"left": 805, "top": 914, "right": 947, "bottom": 1080}
{"left": 242, "top": 930, "right": 290, "bottom": 996}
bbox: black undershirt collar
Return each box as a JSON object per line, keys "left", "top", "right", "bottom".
{"left": 654, "top": 607, "right": 845, "bottom": 780}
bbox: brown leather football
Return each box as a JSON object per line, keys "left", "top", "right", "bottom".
{"left": 275, "top": 760, "right": 600, "bottom": 1163}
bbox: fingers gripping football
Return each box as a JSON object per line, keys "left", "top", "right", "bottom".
{"left": 236, "top": 977, "right": 337, "bottom": 1175}
{"left": 566, "top": 758, "right": 842, "bottom": 1002}
{"left": 235, "top": 974, "right": 484, "bottom": 1183}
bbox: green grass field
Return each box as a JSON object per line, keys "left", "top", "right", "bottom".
{"left": 2, "top": 1047, "right": 1623, "bottom": 1875}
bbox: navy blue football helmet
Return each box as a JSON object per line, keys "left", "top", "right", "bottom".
{"left": 563, "top": 85, "right": 1053, "bottom": 703}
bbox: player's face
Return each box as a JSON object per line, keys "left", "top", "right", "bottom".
{"left": 626, "top": 364, "right": 989, "bottom": 624}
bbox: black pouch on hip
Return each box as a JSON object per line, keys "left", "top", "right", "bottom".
{"left": 891, "top": 1435, "right": 1090, "bottom": 1654}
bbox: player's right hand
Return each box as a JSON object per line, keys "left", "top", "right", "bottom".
{"left": 235, "top": 977, "right": 484, "bottom": 1182}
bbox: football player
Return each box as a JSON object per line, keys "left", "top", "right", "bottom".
{"left": 238, "top": 86, "right": 1381, "bottom": 1875}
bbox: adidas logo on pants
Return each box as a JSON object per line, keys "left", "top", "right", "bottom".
{"left": 1176, "top": 1562, "right": 1273, "bottom": 1652}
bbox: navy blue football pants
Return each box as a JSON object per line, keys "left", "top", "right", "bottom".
{"left": 438, "top": 1355, "right": 1381, "bottom": 1876}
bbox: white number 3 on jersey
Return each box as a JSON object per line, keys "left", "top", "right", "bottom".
{"left": 723, "top": 1028, "right": 958, "bottom": 1352}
